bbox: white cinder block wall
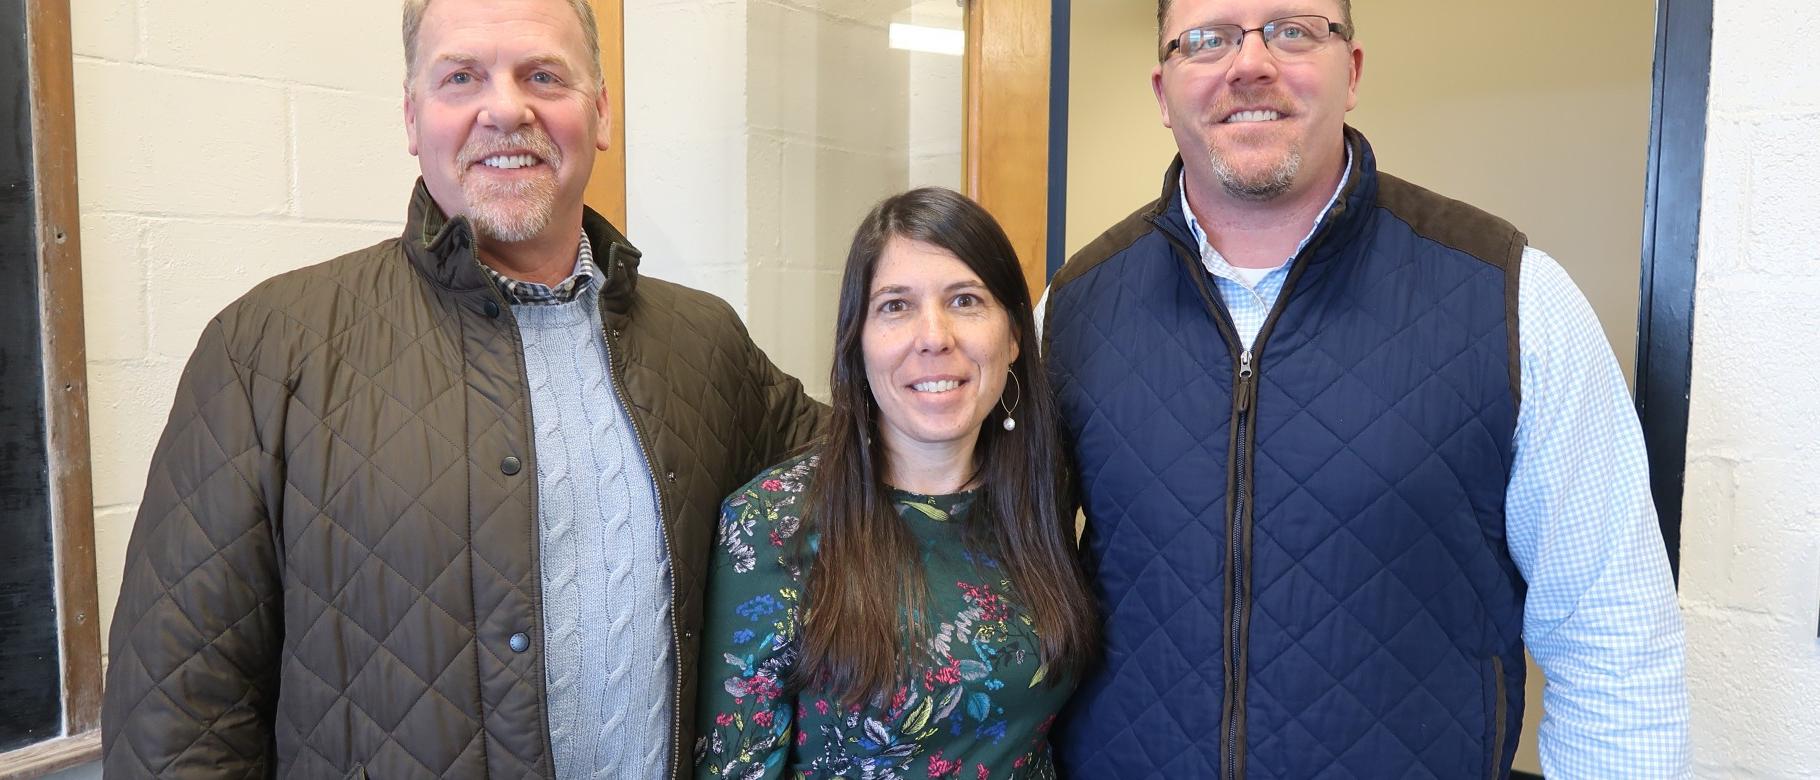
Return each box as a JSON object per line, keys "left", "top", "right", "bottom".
{"left": 623, "top": 0, "right": 752, "bottom": 311}
{"left": 1678, "top": 1, "right": 1820, "bottom": 776}
{"left": 70, "top": 0, "right": 417, "bottom": 665}
{"left": 56, "top": 2, "right": 418, "bottom": 777}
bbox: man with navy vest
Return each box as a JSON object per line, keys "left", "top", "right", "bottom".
{"left": 1042, "top": 0, "right": 1690, "bottom": 777}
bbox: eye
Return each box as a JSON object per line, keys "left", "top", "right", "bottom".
{"left": 951, "top": 292, "right": 983, "bottom": 308}
{"left": 1275, "top": 22, "right": 1311, "bottom": 39}
{"left": 1187, "top": 29, "right": 1228, "bottom": 54}
{"left": 447, "top": 72, "right": 473, "bottom": 85}
{"left": 877, "top": 299, "right": 909, "bottom": 315}
{"left": 530, "top": 71, "right": 559, "bottom": 85}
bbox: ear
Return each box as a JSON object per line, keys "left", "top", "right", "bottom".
{"left": 1151, "top": 64, "right": 1173, "bottom": 129}
{"left": 1344, "top": 42, "right": 1364, "bottom": 111}
{"left": 403, "top": 84, "right": 421, "bottom": 157}
{"left": 1007, "top": 319, "right": 1022, "bottom": 365}
{"left": 594, "top": 83, "right": 612, "bottom": 151}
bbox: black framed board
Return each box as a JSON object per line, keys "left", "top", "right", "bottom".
{"left": 1, "top": 0, "right": 64, "bottom": 754}
{"left": 0, "top": 1, "right": 103, "bottom": 776}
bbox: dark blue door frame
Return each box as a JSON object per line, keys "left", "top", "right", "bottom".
{"left": 1043, "top": 0, "right": 1714, "bottom": 589}
{"left": 1635, "top": 0, "right": 1713, "bottom": 582}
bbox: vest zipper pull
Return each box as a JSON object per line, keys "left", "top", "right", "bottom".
{"left": 1236, "top": 349, "right": 1255, "bottom": 413}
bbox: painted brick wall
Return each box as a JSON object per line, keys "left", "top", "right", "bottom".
{"left": 1679, "top": 0, "right": 1820, "bottom": 776}
{"left": 69, "top": 0, "right": 417, "bottom": 669}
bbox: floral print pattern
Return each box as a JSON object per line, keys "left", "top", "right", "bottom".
{"left": 694, "top": 454, "right": 1070, "bottom": 779}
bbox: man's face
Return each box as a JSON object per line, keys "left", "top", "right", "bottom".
{"left": 1151, "top": 0, "right": 1362, "bottom": 202}
{"left": 403, "top": 0, "right": 608, "bottom": 243}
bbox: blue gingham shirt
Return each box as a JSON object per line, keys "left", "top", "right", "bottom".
{"left": 1177, "top": 169, "right": 1693, "bottom": 778}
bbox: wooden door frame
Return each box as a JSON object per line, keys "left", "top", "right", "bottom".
{"left": 584, "top": 0, "right": 628, "bottom": 228}
{"left": 1, "top": 1, "right": 105, "bottom": 775}
{"left": 963, "top": 0, "right": 1055, "bottom": 300}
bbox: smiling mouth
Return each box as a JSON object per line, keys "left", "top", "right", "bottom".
{"left": 911, "top": 379, "right": 964, "bottom": 393}
{"left": 1223, "top": 109, "right": 1284, "bottom": 124}
{"left": 479, "top": 153, "right": 542, "bottom": 170}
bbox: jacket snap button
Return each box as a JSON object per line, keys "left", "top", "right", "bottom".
{"left": 509, "top": 632, "right": 530, "bottom": 653}
{"left": 500, "top": 456, "right": 522, "bottom": 476}
{"left": 483, "top": 300, "right": 501, "bottom": 319}
{"left": 666, "top": 471, "right": 676, "bottom": 483}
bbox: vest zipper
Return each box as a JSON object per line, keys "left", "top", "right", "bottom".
{"left": 1151, "top": 219, "right": 1256, "bottom": 779}
{"left": 1227, "top": 348, "right": 1255, "bottom": 780}
{"left": 1155, "top": 207, "right": 1337, "bottom": 779}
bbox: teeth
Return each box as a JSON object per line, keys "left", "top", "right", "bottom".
{"left": 912, "top": 380, "right": 961, "bottom": 393}
{"left": 482, "top": 154, "right": 538, "bottom": 169}
{"left": 1225, "top": 110, "right": 1281, "bottom": 124}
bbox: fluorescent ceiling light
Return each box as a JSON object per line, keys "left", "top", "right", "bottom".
{"left": 889, "top": 23, "right": 963, "bottom": 56}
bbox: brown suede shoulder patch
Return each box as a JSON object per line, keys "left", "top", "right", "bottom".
{"left": 1375, "top": 172, "right": 1528, "bottom": 410}
{"left": 1053, "top": 198, "right": 1165, "bottom": 290}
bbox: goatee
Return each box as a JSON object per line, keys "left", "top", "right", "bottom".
{"left": 456, "top": 129, "right": 562, "bottom": 242}
{"left": 1209, "top": 146, "right": 1301, "bottom": 202}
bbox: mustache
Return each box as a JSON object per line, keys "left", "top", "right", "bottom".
{"left": 1213, "top": 89, "right": 1295, "bottom": 118}
{"left": 456, "top": 129, "right": 561, "bottom": 168}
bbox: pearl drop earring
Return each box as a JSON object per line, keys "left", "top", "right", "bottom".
{"left": 1000, "top": 369, "right": 1022, "bottom": 431}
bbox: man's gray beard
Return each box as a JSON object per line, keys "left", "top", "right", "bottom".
{"left": 1210, "top": 147, "right": 1301, "bottom": 202}
{"left": 462, "top": 177, "right": 557, "bottom": 243}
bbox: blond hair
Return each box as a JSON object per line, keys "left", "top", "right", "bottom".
{"left": 402, "top": 0, "right": 603, "bottom": 89}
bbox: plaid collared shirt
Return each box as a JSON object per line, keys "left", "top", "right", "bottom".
{"left": 481, "top": 231, "right": 599, "bottom": 305}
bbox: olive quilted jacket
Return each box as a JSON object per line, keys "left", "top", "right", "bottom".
{"left": 101, "top": 182, "right": 825, "bottom": 779}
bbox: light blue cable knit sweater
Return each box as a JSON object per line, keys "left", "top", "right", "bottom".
{"left": 514, "top": 290, "right": 671, "bottom": 780}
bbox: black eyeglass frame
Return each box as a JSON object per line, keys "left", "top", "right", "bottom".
{"left": 1160, "top": 15, "right": 1355, "bottom": 63}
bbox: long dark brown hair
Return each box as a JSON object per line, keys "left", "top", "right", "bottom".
{"left": 795, "top": 187, "right": 1097, "bottom": 707}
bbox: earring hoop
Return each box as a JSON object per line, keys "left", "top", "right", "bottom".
{"left": 1000, "top": 369, "right": 1022, "bottom": 431}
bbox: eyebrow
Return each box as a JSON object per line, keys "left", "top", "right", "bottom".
{"left": 1186, "top": 8, "right": 1327, "bottom": 26}
{"left": 428, "top": 52, "right": 577, "bottom": 73}
{"left": 429, "top": 53, "right": 483, "bottom": 71}
{"left": 519, "top": 53, "right": 577, "bottom": 73}
{"left": 869, "top": 280, "right": 987, "bottom": 299}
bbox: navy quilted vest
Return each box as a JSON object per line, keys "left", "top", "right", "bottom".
{"left": 1047, "top": 132, "right": 1528, "bottom": 779}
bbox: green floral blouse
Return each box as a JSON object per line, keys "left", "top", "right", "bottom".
{"left": 693, "top": 453, "right": 1072, "bottom": 779}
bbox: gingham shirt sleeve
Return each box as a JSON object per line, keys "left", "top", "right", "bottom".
{"left": 1506, "top": 247, "right": 1691, "bottom": 779}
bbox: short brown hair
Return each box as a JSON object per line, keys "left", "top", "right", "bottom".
{"left": 402, "top": 0, "right": 603, "bottom": 89}
{"left": 1157, "top": 0, "right": 1354, "bottom": 59}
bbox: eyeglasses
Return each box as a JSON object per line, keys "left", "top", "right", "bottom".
{"left": 1162, "top": 15, "right": 1352, "bottom": 64}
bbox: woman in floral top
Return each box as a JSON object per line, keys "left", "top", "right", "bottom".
{"left": 694, "top": 189, "right": 1098, "bottom": 780}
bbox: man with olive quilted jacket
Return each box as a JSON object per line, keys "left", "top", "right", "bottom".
{"left": 99, "top": 0, "right": 821, "bottom": 777}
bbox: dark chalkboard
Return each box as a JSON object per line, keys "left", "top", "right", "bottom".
{"left": 0, "top": 1, "right": 64, "bottom": 755}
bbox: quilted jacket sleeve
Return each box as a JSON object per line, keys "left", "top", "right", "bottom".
{"left": 102, "top": 316, "right": 284, "bottom": 778}
{"left": 746, "top": 335, "right": 826, "bottom": 465}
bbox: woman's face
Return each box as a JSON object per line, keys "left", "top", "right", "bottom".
{"left": 862, "top": 236, "right": 1020, "bottom": 460}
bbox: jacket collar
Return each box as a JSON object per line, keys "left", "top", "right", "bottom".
{"left": 1147, "top": 125, "right": 1379, "bottom": 266}
{"left": 401, "top": 178, "right": 645, "bottom": 316}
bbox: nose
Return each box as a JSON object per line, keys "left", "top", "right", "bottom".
{"left": 478, "top": 80, "right": 535, "bottom": 131}
{"left": 1225, "top": 29, "right": 1280, "bottom": 85}
{"left": 913, "top": 308, "right": 955, "bottom": 355}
